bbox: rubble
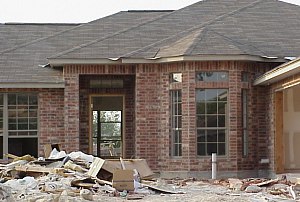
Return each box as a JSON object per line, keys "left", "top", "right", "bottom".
{"left": 1, "top": 148, "right": 300, "bottom": 201}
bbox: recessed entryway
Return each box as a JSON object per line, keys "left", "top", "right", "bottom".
{"left": 90, "top": 95, "right": 124, "bottom": 158}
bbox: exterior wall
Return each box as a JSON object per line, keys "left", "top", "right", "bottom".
{"left": 0, "top": 88, "right": 65, "bottom": 157}
{"left": 135, "top": 61, "right": 278, "bottom": 176}
{"left": 267, "top": 71, "right": 300, "bottom": 174}
{"left": 39, "top": 89, "right": 65, "bottom": 155}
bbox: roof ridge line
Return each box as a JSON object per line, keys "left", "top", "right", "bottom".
{"left": 0, "top": 11, "right": 129, "bottom": 55}
{"left": 121, "top": 0, "right": 264, "bottom": 58}
{"left": 208, "top": 29, "right": 267, "bottom": 56}
{"left": 48, "top": 1, "right": 212, "bottom": 59}
{"left": 183, "top": 28, "right": 208, "bottom": 55}
{"left": 49, "top": 8, "right": 188, "bottom": 59}
{"left": 0, "top": 23, "right": 85, "bottom": 55}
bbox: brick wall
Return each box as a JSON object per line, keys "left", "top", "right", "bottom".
{"left": 39, "top": 89, "right": 65, "bottom": 155}
{"left": 134, "top": 61, "right": 279, "bottom": 173}
{"left": 0, "top": 88, "right": 65, "bottom": 157}
{"left": 1, "top": 61, "right": 277, "bottom": 174}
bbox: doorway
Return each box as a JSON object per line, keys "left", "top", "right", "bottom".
{"left": 90, "top": 95, "right": 124, "bottom": 158}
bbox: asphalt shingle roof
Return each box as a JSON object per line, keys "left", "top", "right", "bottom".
{"left": 0, "top": 23, "right": 80, "bottom": 52}
{"left": 0, "top": 11, "right": 171, "bottom": 84}
{"left": 52, "top": 0, "right": 300, "bottom": 60}
{"left": 1, "top": 0, "right": 300, "bottom": 85}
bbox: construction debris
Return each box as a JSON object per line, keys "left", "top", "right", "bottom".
{"left": 1, "top": 149, "right": 300, "bottom": 201}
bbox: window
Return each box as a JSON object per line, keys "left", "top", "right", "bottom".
{"left": 242, "top": 72, "right": 249, "bottom": 82}
{"left": 196, "top": 72, "right": 228, "bottom": 82}
{"left": 196, "top": 89, "right": 228, "bottom": 156}
{"left": 170, "top": 73, "right": 182, "bottom": 83}
{"left": 170, "top": 90, "right": 182, "bottom": 156}
{"left": 0, "top": 93, "right": 38, "bottom": 158}
{"left": 90, "top": 79, "right": 123, "bottom": 88}
{"left": 242, "top": 89, "right": 248, "bottom": 156}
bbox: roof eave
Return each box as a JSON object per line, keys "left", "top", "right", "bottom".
{"left": 49, "top": 55, "right": 287, "bottom": 66}
{"left": 0, "top": 82, "right": 65, "bottom": 88}
{"left": 48, "top": 58, "right": 122, "bottom": 66}
{"left": 254, "top": 57, "right": 300, "bottom": 86}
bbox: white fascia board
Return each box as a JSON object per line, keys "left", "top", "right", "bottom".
{"left": 254, "top": 58, "right": 300, "bottom": 86}
{"left": 49, "top": 55, "right": 287, "bottom": 66}
{"left": 122, "top": 55, "right": 286, "bottom": 64}
{"left": 0, "top": 82, "right": 65, "bottom": 88}
{"left": 48, "top": 58, "right": 121, "bottom": 66}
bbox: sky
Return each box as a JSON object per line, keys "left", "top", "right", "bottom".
{"left": 0, "top": 0, "right": 300, "bottom": 23}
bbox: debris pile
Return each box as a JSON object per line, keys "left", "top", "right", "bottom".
{"left": 0, "top": 145, "right": 183, "bottom": 201}
{"left": 1, "top": 146, "right": 300, "bottom": 201}
{"left": 211, "top": 176, "right": 300, "bottom": 200}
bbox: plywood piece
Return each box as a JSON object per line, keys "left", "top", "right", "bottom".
{"left": 275, "top": 91, "right": 284, "bottom": 173}
{"left": 15, "top": 165, "right": 53, "bottom": 173}
{"left": 293, "top": 86, "right": 300, "bottom": 112}
{"left": 87, "top": 157, "right": 105, "bottom": 177}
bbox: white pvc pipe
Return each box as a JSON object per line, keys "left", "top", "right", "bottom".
{"left": 212, "top": 153, "right": 217, "bottom": 179}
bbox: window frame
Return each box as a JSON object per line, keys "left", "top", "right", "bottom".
{"left": 196, "top": 88, "right": 228, "bottom": 156}
{"left": 170, "top": 90, "right": 182, "bottom": 157}
{"left": 196, "top": 71, "right": 229, "bottom": 82}
{"left": 242, "top": 89, "right": 249, "bottom": 157}
{"left": 0, "top": 93, "right": 39, "bottom": 159}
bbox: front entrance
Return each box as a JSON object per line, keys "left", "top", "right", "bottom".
{"left": 90, "top": 95, "right": 124, "bottom": 158}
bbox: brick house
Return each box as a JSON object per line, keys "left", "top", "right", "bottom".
{"left": 0, "top": 0, "right": 300, "bottom": 178}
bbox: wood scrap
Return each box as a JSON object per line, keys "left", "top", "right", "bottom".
{"left": 15, "top": 165, "right": 54, "bottom": 173}
{"left": 87, "top": 157, "right": 105, "bottom": 177}
{"left": 255, "top": 179, "right": 278, "bottom": 187}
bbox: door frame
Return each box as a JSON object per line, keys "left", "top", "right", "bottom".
{"left": 88, "top": 94, "right": 125, "bottom": 157}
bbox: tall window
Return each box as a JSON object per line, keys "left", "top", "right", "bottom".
{"left": 196, "top": 89, "right": 228, "bottom": 156}
{"left": 171, "top": 90, "right": 182, "bottom": 156}
{"left": 242, "top": 89, "right": 248, "bottom": 156}
{"left": 0, "top": 93, "right": 38, "bottom": 158}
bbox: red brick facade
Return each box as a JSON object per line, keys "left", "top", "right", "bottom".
{"left": 20, "top": 61, "right": 281, "bottom": 176}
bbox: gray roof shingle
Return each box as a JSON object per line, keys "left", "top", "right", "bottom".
{"left": 0, "top": 11, "right": 172, "bottom": 85}
{"left": 1, "top": 0, "right": 300, "bottom": 85}
{"left": 53, "top": 0, "right": 300, "bottom": 59}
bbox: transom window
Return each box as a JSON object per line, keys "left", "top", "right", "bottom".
{"left": 170, "top": 73, "right": 182, "bottom": 83}
{"left": 196, "top": 71, "right": 228, "bottom": 82}
{"left": 196, "top": 89, "right": 228, "bottom": 156}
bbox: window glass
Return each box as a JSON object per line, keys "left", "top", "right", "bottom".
{"left": 242, "top": 72, "right": 249, "bottom": 82}
{"left": 7, "top": 94, "right": 38, "bottom": 137}
{"left": 196, "top": 89, "right": 228, "bottom": 156}
{"left": 242, "top": 89, "right": 248, "bottom": 156}
{"left": 170, "top": 90, "right": 182, "bottom": 157}
{"left": 170, "top": 73, "right": 182, "bottom": 83}
{"left": 196, "top": 72, "right": 228, "bottom": 82}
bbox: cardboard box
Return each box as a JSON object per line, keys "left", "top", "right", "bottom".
{"left": 102, "top": 159, "right": 154, "bottom": 179}
{"left": 112, "top": 169, "right": 134, "bottom": 191}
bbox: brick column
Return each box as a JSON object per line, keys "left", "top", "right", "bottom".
{"left": 64, "top": 70, "right": 80, "bottom": 152}
{"left": 135, "top": 64, "right": 159, "bottom": 170}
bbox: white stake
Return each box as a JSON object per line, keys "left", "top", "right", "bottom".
{"left": 212, "top": 153, "right": 217, "bottom": 179}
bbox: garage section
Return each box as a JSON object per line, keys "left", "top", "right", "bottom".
{"left": 283, "top": 85, "right": 300, "bottom": 170}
